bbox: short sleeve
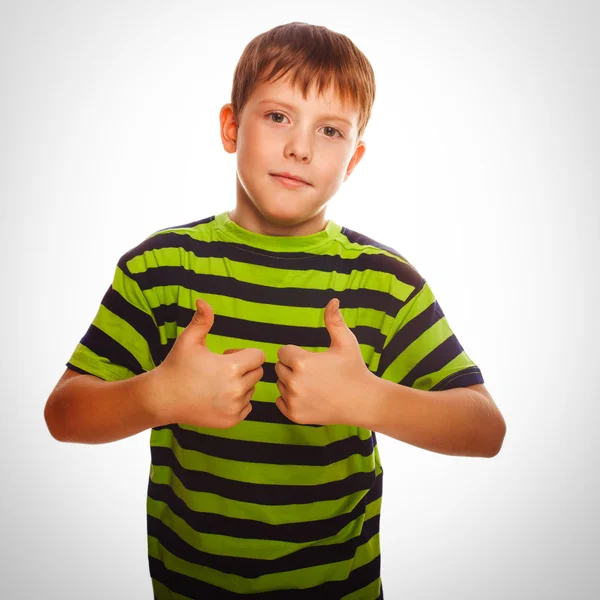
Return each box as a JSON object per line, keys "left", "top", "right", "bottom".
{"left": 375, "top": 280, "right": 484, "bottom": 391}
{"left": 66, "top": 251, "right": 162, "bottom": 382}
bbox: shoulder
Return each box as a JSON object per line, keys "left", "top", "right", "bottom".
{"left": 339, "top": 224, "right": 409, "bottom": 261}
{"left": 117, "top": 214, "right": 218, "bottom": 275}
{"left": 150, "top": 214, "right": 217, "bottom": 236}
{"left": 337, "top": 223, "right": 425, "bottom": 291}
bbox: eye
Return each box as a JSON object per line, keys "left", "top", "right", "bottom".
{"left": 267, "top": 111, "right": 288, "bottom": 124}
{"left": 266, "top": 112, "right": 344, "bottom": 138}
{"left": 322, "top": 126, "right": 343, "bottom": 139}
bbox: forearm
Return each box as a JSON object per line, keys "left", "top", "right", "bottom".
{"left": 355, "top": 372, "right": 505, "bottom": 457}
{"left": 45, "top": 369, "right": 166, "bottom": 445}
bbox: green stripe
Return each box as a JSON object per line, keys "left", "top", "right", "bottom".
{"left": 147, "top": 495, "right": 381, "bottom": 560}
{"left": 152, "top": 579, "right": 192, "bottom": 600}
{"left": 341, "top": 576, "right": 381, "bottom": 600}
{"left": 68, "top": 347, "right": 133, "bottom": 381}
{"left": 66, "top": 212, "right": 481, "bottom": 596}
{"left": 147, "top": 529, "right": 380, "bottom": 593}
{"left": 413, "top": 351, "right": 478, "bottom": 390}
{"left": 128, "top": 246, "right": 415, "bottom": 306}
{"left": 188, "top": 336, "right": 379, "bottom": 375}
{"left": 365, "top": 495, "right": 382, "bottom": 520}
{"left": 97, "top": 303, "right": 155, "bottom": 369}
{"left": 143, "top": 283, "right": 181, "bottom": 313}
{"left": 345, "top": 531, "right": 380, "bottom": 571}
{"left": 141, "top": 227, "right": 413, "bottom": 266}
{"left": 148, "top": 288, "right": 396, "bottom": 332}
{"left": 150, "top": 464, "right": 378, "bottom": 524}
{"left": 150, "top": 427, "right": 377, "bottom": 485}
{"left": 178, "top": 420, "right": 372, "bottom": 447}
{"left": 380, "top": 315, "right": 455, "bottom": 382}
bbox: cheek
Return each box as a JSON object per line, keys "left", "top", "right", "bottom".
{"left": 238, "top": 129, "right": 273, "bottom": 165}
{"left": 322, "top": 149, "right": 351, "bottom": 180}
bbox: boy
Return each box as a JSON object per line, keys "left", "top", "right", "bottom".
{"left": 45, "top": 22, "right": 506, "bottom": 599}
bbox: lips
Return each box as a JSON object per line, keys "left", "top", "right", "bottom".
{"left": 270, "top": 172, "right": 311, "bottom": 185}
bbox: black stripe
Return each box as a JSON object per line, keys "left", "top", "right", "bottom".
{"left": 376, "top": 293, "right": 437, "bottom": 378}
{"left": 148, "top": 530, "right": 380, "bottom": 598}
{"left": 430, "top": 366, "right": 484, "bottom": 390}
{"left": 150, "top": 445, "right": 382, "bottom": 506}
{"left": 101, "top": 280, "right": 163, "bottom": 366}
{"left": 78, "top": 324, "right": 144, "bottom": 376}
{"left": 65, "top": 362, "right": 96, "bottom": 376}
{"left": 156, "top": 399, "right": 321, "bottom": 428}
{"left": 80, "top": 220, "right": 427, "bottom": 381}
{"left": 243, "top": 398, "right": 321, "bottom": 427}
{"left": 129, "top": 227, "right": 422, "bottom": 286}
{"left": 152, "top": 424, "right": 376, "bottom": 466}
{"left": 161, "top": 338, "right": 174, "bottom": 363}
{"left": 151, "top": 215, "right": 217, "bottom": 233}
{"left": 148, "top": 266, "right": 404, "bottom": 324}
{"left": 150, "top": 557, "right": 240, "bottom": 599}
{"left": 150, "top": 267, "right": 404, "bottom": 347}
{"left": 341, "top": 224, "right": 411, "bottom": 261}
{"left": 148, "top": 477, "right": 382, "bottom": 543}
{"left": 147, "top": 510, "right": 380, "bottom": 577}
{"left": 105, "top": 224, "right": 427, "bottom": 373}
{"left": 400, "top": 333, "right": 467, "bottom": 388}
{"left": 150, "top": 289, "right": 401, "bottom": 372}
{"left": 335, "top": 553, "right": 381, "bottom": 598}
{"left": 76, "top": 280, "right": 163, "bottom": 373}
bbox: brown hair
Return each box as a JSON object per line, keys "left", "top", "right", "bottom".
{"left": 230, "top": 22, "right": 376, "bottom": 142}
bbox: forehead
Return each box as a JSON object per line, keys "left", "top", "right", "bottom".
{"left": 248, "top": 74, "right": 359, "bottom": 123}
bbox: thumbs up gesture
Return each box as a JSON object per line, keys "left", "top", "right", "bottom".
{"left": 274, "top": 298, "right": 375, "bottom": 426}
{"left": 153, "top": 298, "right": 265, "bottom": 429}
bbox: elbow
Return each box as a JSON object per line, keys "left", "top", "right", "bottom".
{"left": 44, "top": 396, "right": 67, "bottom": 442}
{"left": 485, "top": 413, "right": 507, "bottom": 458}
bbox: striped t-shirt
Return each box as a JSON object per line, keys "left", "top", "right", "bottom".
{"left": 66, "top": 210, "right": 484, "bottom": 599}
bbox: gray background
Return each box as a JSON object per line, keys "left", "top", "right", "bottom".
{"left": 1, "top": 0, "right": 598, "bottom": 598}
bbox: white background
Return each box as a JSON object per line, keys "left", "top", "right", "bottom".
{"left": 1, "top": 0, "right": 598, "bottom": 598}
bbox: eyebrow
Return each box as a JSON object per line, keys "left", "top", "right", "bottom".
{"left": 257, "top": 99, "right": 354, "bottom": 129}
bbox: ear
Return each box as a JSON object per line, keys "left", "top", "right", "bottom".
{"left": 220, "top": 104, "right": 239, "bottom": 154}
{"left": 344, "top": 140, "right": 366, "bottom": 181}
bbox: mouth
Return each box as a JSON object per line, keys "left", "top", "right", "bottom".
{"left": 270, "top": 172, "right": 311, "bottom": 186}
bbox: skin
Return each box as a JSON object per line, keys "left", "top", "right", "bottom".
{"left": 219, "top": 73, "right": 366, "bottom": 236}
{"left": 45, "top": 72, "right": 504, "bottom": 455}
{"left": 218, "top": 74, "right": 505, "bottom": 456}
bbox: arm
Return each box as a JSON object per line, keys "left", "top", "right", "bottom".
{"left": 44, "top": 367, "right": 166, "bottom": 444}
{"left": 354, "top": 374, "right": 506, "bottom": 458}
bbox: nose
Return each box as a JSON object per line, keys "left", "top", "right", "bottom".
{"left": 284, "top": 128, "right": 312, "bottom": 162}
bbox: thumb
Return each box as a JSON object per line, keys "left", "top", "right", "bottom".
{"left": 186, "top": 298, "right": 214, "bottom": 345}
{"left": 324, "top": 298, "right": 352, "bottom": 349}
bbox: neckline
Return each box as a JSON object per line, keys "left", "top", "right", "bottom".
{"left": 214, "top": 211, "right": 341, "bottom": 254}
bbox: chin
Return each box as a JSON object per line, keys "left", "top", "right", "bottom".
{"left": 251, "top": 195, "right": 302, "bottom": 217}
{"left": 258, "top": 207, "right": 307, "bottom": 226}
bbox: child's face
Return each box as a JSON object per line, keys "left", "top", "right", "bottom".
{"left": 220, "top": 74, "right": 366, "bottom": 236}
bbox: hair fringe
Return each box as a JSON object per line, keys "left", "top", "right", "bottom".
{"left": 230, "top": 22, "right": 376, "bottom": 141}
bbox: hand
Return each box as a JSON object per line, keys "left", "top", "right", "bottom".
{"left": 274, "top": 298, "right": 373, "bottom": 425}
{"left": 153, "top": 299, "right": 265, "bottom": 429}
